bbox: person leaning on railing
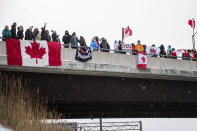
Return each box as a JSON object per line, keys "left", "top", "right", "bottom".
{"left": 45, "top": 30, "right": 51, "bottom": 42}
{"left": 131, "top": 43, "right": 137, "bottom": 55}
{"left": 167, "top": 45, "right": 172, "bottom": 56}
{"left": 170, "top": 48, "right": 177, "bottom": 59}
{"left": 79, "top": 36, "right": 87, "bottom": 50}
{"left": 70, "top": 32, "right": 78, "bottom": 49}
{"left": 135, "top": 40, "right": 144, "bottom": 52}
{"left": 2, "top": 25, "right": 11, "bottom": 41}
{"left": 11, "top": 22, "right": 17, "bottom": 39}
{"left": 33, "top": 28, "right": 40, "bottom": 41}
{"left": 62, "top": 30, "right": 71, "bottom": 48}
{"left": 182, "top": 50, "right": 190, "bottom": 60}
{"left": 40, "top": 23, "right": 47, "bottom": 40}
{"left": 51, "top": 30, "right": 60, "bottom": 42}
{"left": 91, "top": 39, "right": 99, "bottom": 51}
{"left": 25, "top": 26, "right": 33, "bottom": 40}
{"left": 118, "top": 40, "right": 126, "bottom": 54}
{"left": 159, "top": 44, "right": 166, "bottom": 57}
{"left": 17, "top": 26, "right": 24, "bottom": 40}
{"left": 100, "top": 37, "right": 110, "bottom": 52}
{"left": 114, "top": 40, "right": 119, "bottom": 53}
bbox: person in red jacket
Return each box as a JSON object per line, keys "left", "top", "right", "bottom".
{"left": 170, "top": 48, "right": 177, "bottom": 59}
{"left": 131, "top": 43, "right": 137, "bottom": 55}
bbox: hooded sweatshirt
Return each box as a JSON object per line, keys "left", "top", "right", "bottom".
{"left": 167, "top": 46, "right": 172, "bottom": 56}
{"left": 2, "top": 29, "right": 11, "bottom": 40}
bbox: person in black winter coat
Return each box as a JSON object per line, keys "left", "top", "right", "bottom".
{"left": 41, "top": 26, "right": 46, "bottom": 40}
{"left": 79, "top": 36, "right": 87, "bottom": 47}
{"left": 118, "top": 40, "right": 126, "bottom": 54}
{"left": 25, "top": 27, "right": 33, "bottom": 40}
{"left": 159, "top": 44, "right": 166, "bottom": 57}
{"left": 11, "top": 22, "right": 17, "bottom": 38}
{"left": 52, "top": 30, "right": 60, "bottom": 42}
{"left": 17, "top": 26, "right": 24, "bottom": 40}
{"left": 45, "top": 30, "right": 51, "bottom": 41}
{"left": 41, "top": 23, "right": 47, "bottom": 40}
{"left": 62, "top": 30, "right": 71, "bottom": 48}
{"left": 100, "top": 37, "right": 110, "bottom": 52}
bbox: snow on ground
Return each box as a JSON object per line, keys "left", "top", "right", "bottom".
{"left": 0, "top": 125, "right": 12, "bottom": 131}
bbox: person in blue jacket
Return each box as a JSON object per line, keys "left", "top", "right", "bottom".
{"left": 70, "top": 32, "right": 78, "bottom": 48}
{"left": 90, "top": 39, "right": 98, "bottom": 51}
{"left": 2, "top": 25, "right": 11, "bottom": 41}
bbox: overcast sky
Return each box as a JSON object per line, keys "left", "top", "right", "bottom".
{"left": 0, "top": 0, "right": 197, "bottom": 49}
{"left": 1, "top": 0, "right": 197, "bottom": 131}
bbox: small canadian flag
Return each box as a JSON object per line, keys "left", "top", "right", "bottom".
{"left": 122, "top": 26, "right": 132, "bottom": 40}
{"left": 137, "top": 51, "right": 147, "bottom": 69}
{"left": 188, "top": 19, "right": 195, "bottom": 29}
{"left": 6, "top": 39, "right": 61, "bottom": 67}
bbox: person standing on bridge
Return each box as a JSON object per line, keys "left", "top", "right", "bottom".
{"left": 159, "top": 44, "right": 166, "bottom": 57}
{"left": 70, "top": 32, "right": 78, "bottom": 48}
{"left": 90, "top": 38, "right": 99, "bottom": 51}
{"left": 11, "top": 22, "right": 17, "bottom": 39}
{"left": 45, "top": 30, "right": 51, "bottom": 41}
{"left": 79, "top": 36, "right": 86, "bottom": 47}
{"left": 33, "top": 28, "right": 41, "bottom": 40}
{"left": 114, "top": 40, "right": 119, "bottom": 53}
{"left": 2, "top": 25, "right": 11, "bottom": 41}
{"left": 135, "top": 40, "right": 144, "bottom": 52}
{"left": 17, "top": 26, "right": 24, "bottom": 40}
{"left": 167, "top": 45, "right": 172, "bottom": 56}
{"left": 100, "top": 37, "right": 110, "bottom": 52}
{"left": 131, "top": 43, "right": 137, "bottom": 55}
{"left": 51, "top": 30, "right": 60, "bottom": 42}
{"left": 62, "top": 30, "right": 71, "bottom": 48}
{"left": 118, "top": 40, "right": 125, "bottom": 54}
{"left": 40, "top": 23, "right": 47, "bottom": 40}
{"left": 95, "top": 36, "right": 100, "bottom": 49}
{"left": 25, "top": 26, "right": 33, "bottom": 40}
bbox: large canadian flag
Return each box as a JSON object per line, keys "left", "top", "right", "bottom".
{"left": 136, "top": 51, "right": 147, "bottom": 69}
{"left": 122, "top": 26, "right": 132, "bottom": 40}
{"left": 6, "top": 39, "right": 61, "bottom": 67}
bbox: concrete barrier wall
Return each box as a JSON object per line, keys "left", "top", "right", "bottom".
{"left": 0, "top": 41, "right": 197, "bottom": 81}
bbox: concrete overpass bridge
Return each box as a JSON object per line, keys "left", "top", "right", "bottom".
{"left": 0, "top": 41, "right": 197, "bottom": 118}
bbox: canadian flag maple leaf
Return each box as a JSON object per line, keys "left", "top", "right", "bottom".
{"left": 25, "top": 41, "right": 46, "bottom": 64}
{"left": 125, "top": 26, "right": 132, "bottom": 36}
{"left": 141, "top": 56, "right": 146, "bottom": 63}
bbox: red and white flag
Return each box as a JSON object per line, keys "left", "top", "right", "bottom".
{"left": 175, "top": 49, "right": 187, "bottom": 57}
{"left": 122, "top": 26, "right": 132, "bottom": 40}
{"left": 6, "top": 39, "right": 61, "bottom": 67}
{"left": 188, "top": 19, "right": 195, "bottom": 29}
{"left": 137, "top": 51, "right": 147, "bottom": 69}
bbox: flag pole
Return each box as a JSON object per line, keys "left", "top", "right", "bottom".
{"left": 122, "top": 28, "right": 124, "bottom": 42}
{"left": 192, "top": 18, "right": 196, "bottom": 50}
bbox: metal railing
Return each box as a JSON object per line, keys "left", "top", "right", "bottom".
{"left": 61, "top": 44, "right": 197, "bottom": 61}
{"left": 77, "top": 121, "right": 142, "bottom": 131}
{"left": 1, "top": 41, "right": 197, "bottom": 61}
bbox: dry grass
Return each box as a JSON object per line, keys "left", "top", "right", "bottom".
{"left": 0, "top": 72, "right": 72, "bottom": 131}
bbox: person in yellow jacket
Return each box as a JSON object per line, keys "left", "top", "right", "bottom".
{"left": 135, "top": 40, "right": 144, "bottom": 52}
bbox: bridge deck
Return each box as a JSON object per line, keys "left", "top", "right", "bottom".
{"left": 0, "top": 41, "right": 197, "bottom": 81}
{"left": 1, "top": 41, "right": 197, "bottom": 118}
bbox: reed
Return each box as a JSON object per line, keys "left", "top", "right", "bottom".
{"left": 0, "top": 72, "right": 72, "bottom": 131}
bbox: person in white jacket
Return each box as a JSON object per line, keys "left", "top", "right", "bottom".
{"left": 114, "top": 40, "right": 119, "bottom": 53}
{"left": 33, "top": 28, "right": 41, "bottom": 40}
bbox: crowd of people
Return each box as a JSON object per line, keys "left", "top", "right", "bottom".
{"left": 127, "top": 40, "right": 197, "bottom": 60}
{"left": 1, "top": 22, "right": 197, "bottom": 60}
{"left": 1, "top": 22, "right": 111, "bottom": 51}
